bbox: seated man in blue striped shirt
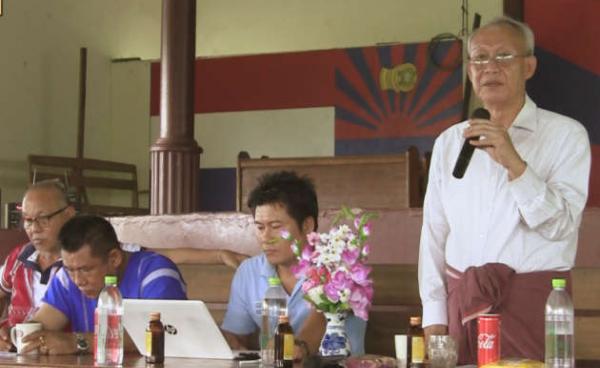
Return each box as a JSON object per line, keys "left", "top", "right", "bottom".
{"left": 20, "top": 215, "right": 187, "bottom": 355}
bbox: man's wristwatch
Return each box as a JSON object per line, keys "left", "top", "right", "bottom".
{"left": 75, "top": 333, "right": 89, "bottom": 355}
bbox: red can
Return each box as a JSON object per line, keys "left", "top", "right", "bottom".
{"left": 477, "top": 314, "right": 501, "bottom": 367}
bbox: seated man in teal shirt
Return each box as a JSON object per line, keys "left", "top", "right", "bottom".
{"left": 221, "top": 171, "right": 366, "bottom": 357}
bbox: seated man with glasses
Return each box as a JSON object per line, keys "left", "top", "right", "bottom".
{"left": 418, "top": 16, "right": 590, "bottom": 364}
{"left": 0, "top": 180, "right": 76, "bottom": 351}
{"left": 19, "top": 214, "right": 187, "bottom": 355}
{"left": 0, "top": 181, "right": 242, "bottom": 353}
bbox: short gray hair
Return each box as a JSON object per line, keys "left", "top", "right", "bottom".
{"left": 26, "top": 179, "right": 70, "bottom": 207}
{"left": 468, "top": 16, "right": 535, "bottom": 55}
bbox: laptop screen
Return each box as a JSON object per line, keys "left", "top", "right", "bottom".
{"left": 122, "top": 299, "right": 234, "bottom": 360}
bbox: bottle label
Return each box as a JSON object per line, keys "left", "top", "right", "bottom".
{"left": 94, "top": 310, "right": 122, "bottom": 364}
{"left": 411, "top": 336, "right": 424, "bottom": 363}
{"left": 106, "top": 314, "right": 122, "bottom": 351}
{"left": 283, "top": 334, "right": 294, "bottom": 360}
{"left": 146, "top": 330, "right": 152, "bottom": 356}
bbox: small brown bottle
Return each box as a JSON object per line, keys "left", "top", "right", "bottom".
{"left": 274, "top": 315, "right": 294, "bottom": 368}
{"left": 145, "top": 312, "right": 165, "bottom": 364}
{"left": 407, "top": 316, "right": 424, "bottom": 368}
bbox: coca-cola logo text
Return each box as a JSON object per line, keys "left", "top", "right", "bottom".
{"left": 478, "top": 333, "right": 496, "bottom": 350}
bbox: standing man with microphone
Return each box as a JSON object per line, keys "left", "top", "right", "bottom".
{"left": 418, "top": 16, "right": 590, "bottom": 364}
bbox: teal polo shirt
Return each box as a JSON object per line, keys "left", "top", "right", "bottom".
{"left": 221, "top": 253, "right": 366, "bottom": 355}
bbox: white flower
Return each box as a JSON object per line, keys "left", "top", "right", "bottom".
{"left": 316, "top": 250, "right": 341, "bottom": 267}
{"left": 339, "top": 289, "right": 350, "bottom": 303}
{"left": 350, "top": 208, "right": 363, "bottom": 215}
{"left": 307, "top": 285, "right": 325, "bottom": 305}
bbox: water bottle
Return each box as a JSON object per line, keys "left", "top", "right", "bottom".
{"left": 545, "top": 278, "right": 575, "bottom": 368}
{"left": 95, "top": 275, "right": 124, "bottom": 366}
{"left": 260, "top": 277, "right": 288, "bottom": 366}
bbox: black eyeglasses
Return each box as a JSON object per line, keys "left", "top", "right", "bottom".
{"left": 22, "top": 206, "right": 69, "bottom": 229}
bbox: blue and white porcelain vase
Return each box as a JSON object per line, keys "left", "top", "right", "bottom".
{"left": 319, "top": 311, "right": 351, "bottom": 357}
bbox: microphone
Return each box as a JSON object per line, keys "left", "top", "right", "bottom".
{"left": 452, "top": 107, "right": 491, "bottom": 179}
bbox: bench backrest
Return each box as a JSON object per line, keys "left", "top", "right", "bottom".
{"left": 178, "top": 263, "right": 600, "bottom": 360}
{"left": 28, "top": 154, "right": 148, "bottom": 216}
{"left": 236, "top": 148, "right": 425, "bottom": 212}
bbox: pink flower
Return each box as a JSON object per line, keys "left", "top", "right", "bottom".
{"left": 324, "top": 270, "right": 353, "bottom": 303}
{"left": 342, "top": 248, "right": 360, "bottom": 266}
{"left": 280, "top": 230, "right": 292, "bottom": 241}
{"left": 349, "top": 285, "right": 372, "bottom": 320}
{"left": 354, "top": 216, "right": 361, "bottom": 230}
{"left": 301, "top": 244, "right": 314, "bottom": 261}
{"left": 301, "top": 277, "right": 319, "bottom": 294}
{"left": 291, "top": 259, "right": 311, "bottom": 278}
{"left": 324, "top": 282, "right": 341, "bottom": 302}
{"left": 361, "top": 244, "right": 371, "bottom": 257}
{"left": 350, "top": 263, "right": 372, "bottom": 287}
{"left": 299, "top": 266, "right": 325, "bottom": 293}
{"left": 332, "top": 270, "right": 353, "bottom": 289}
{"left": 361, "top": 223, "right": 371, "bottom": 237}
{"left": 307, "top": 232, "right": 321, "bottom": 246}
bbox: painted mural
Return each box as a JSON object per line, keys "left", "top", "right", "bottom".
{"left": 150, "top": 4, "right": 600, "bottom": 210}
{"left": 150, "top": 41, "right": 464, "bottom": 210}
{"left": 333, "top": 42, "right": 463, "bottom": 155}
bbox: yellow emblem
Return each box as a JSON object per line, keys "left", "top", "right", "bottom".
{"left": 379, "top": 63, "right": 418, "bottom": 93}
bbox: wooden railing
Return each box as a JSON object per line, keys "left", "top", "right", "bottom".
{"left": 28, "top": 154, "right": 148, "bottom": 216}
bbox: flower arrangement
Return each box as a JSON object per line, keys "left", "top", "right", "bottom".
{"left": 283, "top": 207, "right": 376, "bottom": 320}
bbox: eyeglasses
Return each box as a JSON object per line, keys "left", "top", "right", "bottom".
{"left": 22, "top": 206, "right": 69, "bottom": 229}
{"left": 468, "top": 53, "right": 531, "bottom": 67}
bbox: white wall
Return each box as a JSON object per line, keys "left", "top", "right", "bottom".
{"left": 0, "top": 0, "right": 117, "bottom": 213}
{"left": 0, "top": 0, "right": 502, "bottom": 215}
{"left": 110, "top": 0, "right": 502, "bottom": 59}
{"left": 150, "top": 107, "right": 335, "bottom": 169}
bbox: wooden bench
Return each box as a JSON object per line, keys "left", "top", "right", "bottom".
{"left": 178, "top": 262, "right": 600, "bottom": 360}
{"left": 28, "top": 154, "right": 148, "bottom": 216}
{"left": 236, "top": 148, "right": 426, "bottom": 212}
{"left": 177, "top": 263, "right": 420, "bottom": 355}
{"left": 2, "top": 209, "right": 598, "bottom": 360}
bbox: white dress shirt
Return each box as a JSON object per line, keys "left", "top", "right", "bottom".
{"left": 418, "top": 96, "right": 591, "bottom": 327}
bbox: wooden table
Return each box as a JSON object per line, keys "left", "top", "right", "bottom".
{"left": 0, "top": 354, "right": 597, "bottom": 368}
{"left": 0, "top": 353, "right": 260, "bottom": 368}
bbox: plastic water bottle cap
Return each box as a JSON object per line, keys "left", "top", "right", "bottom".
{"left": 552, "top": 278, "right": 566, "bottom": 289}
{"left": 104, "top": 275, "right": 118, "bottom": 286}
{"left": 268, "top": 277, "right": 281, "bottom": 286}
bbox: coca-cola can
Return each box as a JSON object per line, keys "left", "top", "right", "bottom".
{"left": 478, "top": 314, "right": 501, "bottom": 367}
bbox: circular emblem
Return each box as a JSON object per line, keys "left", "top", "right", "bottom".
{"left": 379, "top": 63, "right": 418, "bottom": 93}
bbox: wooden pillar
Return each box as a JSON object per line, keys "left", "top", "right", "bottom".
{"left": 150, "top": 0, "right": 201, "bottom": 214}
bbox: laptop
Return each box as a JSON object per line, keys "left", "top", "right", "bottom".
{"left": 122, "top": 299, "right": 235, "bottom": 360}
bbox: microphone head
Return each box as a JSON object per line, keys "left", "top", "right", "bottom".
{"left": 471, "top": 107, "right": 490, "bottom": 120}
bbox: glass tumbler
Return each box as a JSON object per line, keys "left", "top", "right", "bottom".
{"left": 427, "top": 335, "right": 458, "bottom": 368}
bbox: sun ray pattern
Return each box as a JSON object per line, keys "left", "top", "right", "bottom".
{"left": 335, "top": 41, "right": 463, "bottom": 155}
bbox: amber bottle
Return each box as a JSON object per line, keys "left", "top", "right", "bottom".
{"left": 407, "top": 316, "right": 424, "bottom": 368}
{"left": 274, "top": 315, "right": 294, "bottom": 368}
{"left": 145, "top": 312, "right": 165, "bottom": 364}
